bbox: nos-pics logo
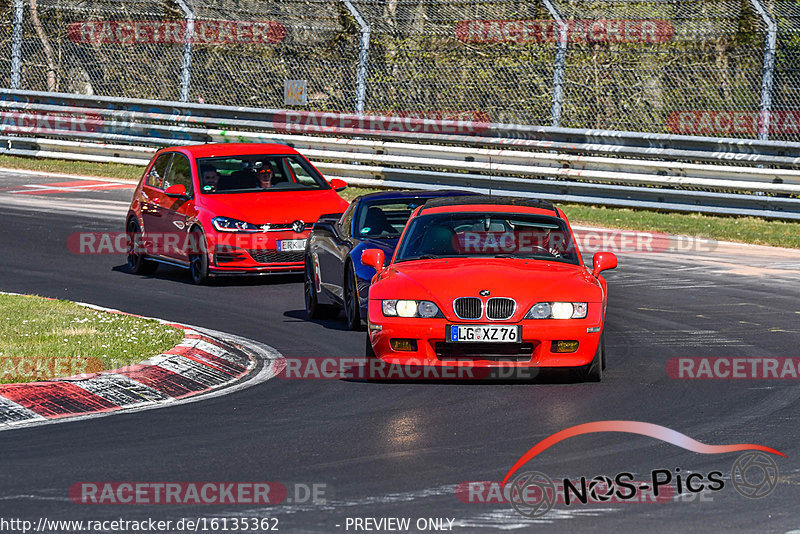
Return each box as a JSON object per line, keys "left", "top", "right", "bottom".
{"left": 502, "top": 421, "right": 783, "bottom": 519}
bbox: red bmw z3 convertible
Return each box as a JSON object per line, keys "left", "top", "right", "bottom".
{"left": 126, "top": 143, "right": 349, "bottom": 284}
{"left": 361, "top": 196, "right": 618, "bottom": 381}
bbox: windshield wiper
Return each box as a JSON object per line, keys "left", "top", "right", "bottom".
{"left": 398, "top": 254, "right": 441, "bottom": 262}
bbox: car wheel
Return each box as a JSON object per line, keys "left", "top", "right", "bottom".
{"left": 365, "top": 333, "right": 376, "bottom": 359}
{"left": 344, "top": 264, "right": 362, "bottom": 331}
{"left": 189, "top": 229, "right": 210, "bottom": 285}
{"left": 601, "top": 334, "right": 607, "bottom": 370}
{"left": 584, "top": 334, "right": 604, "bottom": 382}
{"left": 126, "top": 219, "right": 158, "bottom": 275}
{"left": 305, "top": 256, "right": 338, "bottom": 319}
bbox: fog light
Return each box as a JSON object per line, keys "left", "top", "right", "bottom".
{"left": 390, "top": 339, "right": 418, "bottom": 351}
{"left": 551, "top": 340, "right": 579, "bottom": 353}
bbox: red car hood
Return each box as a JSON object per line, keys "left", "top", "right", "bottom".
{"left": 198, "top": 189, "right": 348, "bottom": 225}
{"left": 371, "top": 258, "right": 603, "bottom": 306}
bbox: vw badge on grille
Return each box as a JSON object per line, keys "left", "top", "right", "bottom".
{"left": 292, "top": 220, "right": 305, "bottom": 233}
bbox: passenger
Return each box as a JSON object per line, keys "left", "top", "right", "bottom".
{"left": 256, "top": 168, "right": 274, "bottom": 189}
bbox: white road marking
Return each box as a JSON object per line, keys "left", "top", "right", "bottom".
{"left": 70, "top": 373, "right": 170, "bottom": 405}
{"left": 0, "top": 194, "right": 129, "bottom": 219}
{"left": 0, "top": 396, "right": 47, "bottom": 424}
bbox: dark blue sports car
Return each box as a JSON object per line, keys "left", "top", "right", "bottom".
{"left": 304, "top": 189, "right": 478, "bottom": 329}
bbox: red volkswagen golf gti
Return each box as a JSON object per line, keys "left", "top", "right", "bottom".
{"left": 126, "top": 143, "right": 349, "bottom": 284}
{"left": 361, "top": 196, "right": 618, "bottom": 381}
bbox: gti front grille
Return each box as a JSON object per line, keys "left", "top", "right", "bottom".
{"left": 453, "top": 297, "right": 482, "bottom": 320}
{"left": 247, "top": 250, "right": 305, "bottom": 264}
{"left": 486, "top": 298, "right": 516, "bottom": 320}
{"left": 266, "top": 222, "right": 312, "bottom": 232}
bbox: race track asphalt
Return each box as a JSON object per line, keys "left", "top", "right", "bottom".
{"left": 1, "top": 169, "right": 800, "bottom": 533}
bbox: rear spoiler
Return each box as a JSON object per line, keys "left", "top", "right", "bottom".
{"left": 317, "top": 212, "right": 344, "bottom": 223}
{"left": 312, "top": 213, "right": 344, "bottom": 229}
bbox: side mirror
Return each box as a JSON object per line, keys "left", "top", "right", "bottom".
{"left": 329, "top": 178, "right": 347, "bottom": 192}
{"left": 361, "top": 248, "right": 386, "bottom": 272}
{"left": 592, "top": 252, "right": 618, "bottom": 276}
{"left": 164, "top": 184, "right": 188, "bottom": 198}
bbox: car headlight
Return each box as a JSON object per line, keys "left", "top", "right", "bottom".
{"left": 382, "top": 300, "right": 441, "bottom": 318}
{"left": 525, "top": 302, "right": 587, "bottom": 319}
{"left": 212, "top": 216, "right": 261, "bottom": 233}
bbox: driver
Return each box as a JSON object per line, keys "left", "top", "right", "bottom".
{"left": 202, "top": 168, "right": 221, "bottom": 192}
{"left": 419, "top": 224, "right": 457, "bottom": 256}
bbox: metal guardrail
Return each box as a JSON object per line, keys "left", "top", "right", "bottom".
{"left": 1, "top": 89, "right": 800, "bottom": 220}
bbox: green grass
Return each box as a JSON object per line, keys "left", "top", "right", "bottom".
{"left": 339, "top": 186, "right": 383, "bottom": 202}
{"left": 559, "top": 204, "right": 800, "bottom": 249}
{"left": 1, "top": 154, "right": 798, "bottom": 249}
{"left": 0, "top": 294, "right": 184, "bottom": 384}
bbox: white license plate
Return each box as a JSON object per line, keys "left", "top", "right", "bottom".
{"left": 278, "top": 239, "right": 307, "bottom": 252}
{"left": 448, "top": 325, "right": 521, "bottom": 343}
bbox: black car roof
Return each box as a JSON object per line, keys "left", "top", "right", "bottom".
{"left": 354, "top": 189, "right": 480, "bottom": 203}
{"left": 419, "top": 195, "right": 558, "bottom": 215}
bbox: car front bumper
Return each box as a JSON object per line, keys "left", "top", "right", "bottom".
{"left": 206, "top": 231, "right": 307, "bottom": 274}
{"left": 367, "top": 303, "right": 603, "bottom": 368}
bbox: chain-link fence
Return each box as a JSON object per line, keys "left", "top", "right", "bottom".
{"left": 1, "top": 0, "right": 798, "bottom": 140}
{"left": 558, "top": 0, "right": 766, "bottom": 134}
{"left": 773, "top": 0, "right": 800, "bottom": 140}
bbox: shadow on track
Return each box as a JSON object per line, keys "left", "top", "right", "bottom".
{"left": 282, "top": 309, "right": 352, "bottom": 331}
{"left": 113, "top": 263, "right": 303, "bottom": 287}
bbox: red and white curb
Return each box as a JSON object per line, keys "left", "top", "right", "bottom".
{"left": 0, "top": 296, "right": 285, "bottom": 431}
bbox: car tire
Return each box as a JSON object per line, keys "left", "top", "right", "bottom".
{"left": 584, "top": 334, "right": 604, "bottom": 382}
{"left": 305, "top": 256, "right": 338, "bottom": 319}
{"left": 344, "top": 263, "right": 362, "bottom": 331}
{"left": 189, "top": 229, "right": 210, "bottom": 285}
{"left": 365, "top": 333, "right": 376, "bottom": 359}
{"left": 126, "top": 219, "right": 158, "bottom": 275}
{"left": 601, "top": 334, "right": 607, "bottom": 370}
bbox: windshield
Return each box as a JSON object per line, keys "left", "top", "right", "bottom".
{"left": 354, "top": 198, "right": 428, "bottom": 239}
{"left": 197, "top": 154, "right": 328, "bottom": 194}
{"left": 394, "top": 212, "right": 579, "bottom": 264}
